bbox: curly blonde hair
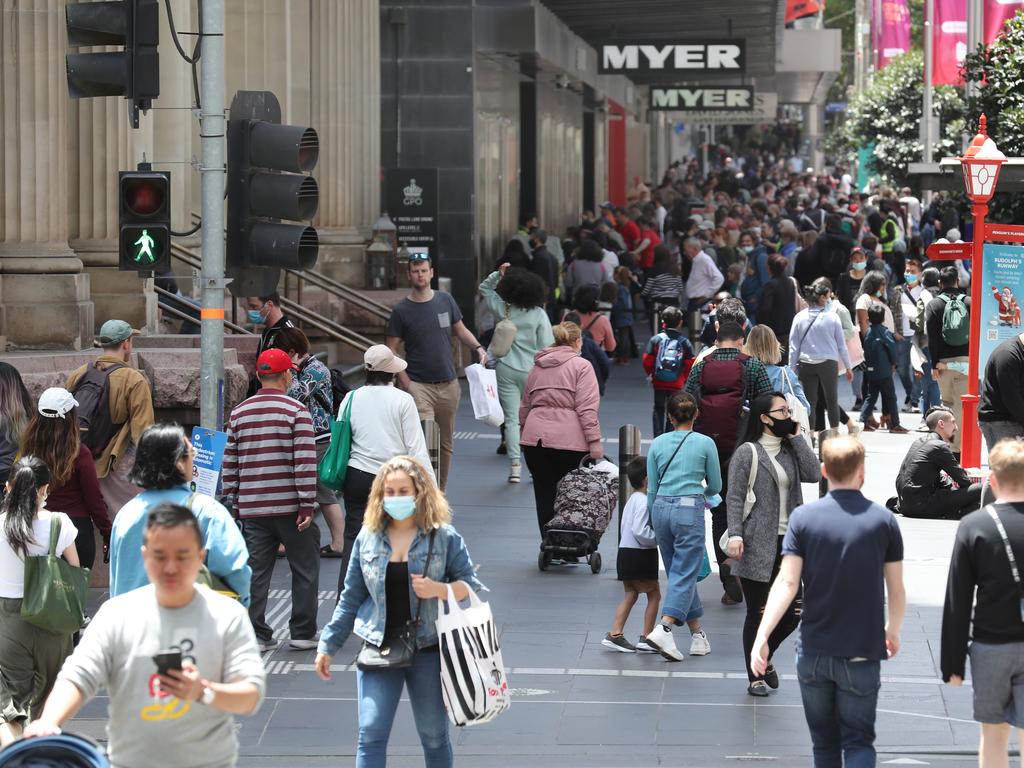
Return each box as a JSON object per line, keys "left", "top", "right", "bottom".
{"left": 362, "top": 455, "right": 452, "bottom": 532}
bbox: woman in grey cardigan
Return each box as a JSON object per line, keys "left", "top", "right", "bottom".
{"left": 725, "top": 392, "right": 820, "bottom": 697}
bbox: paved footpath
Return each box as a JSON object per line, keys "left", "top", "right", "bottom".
{"left": 73, "top": 358, "right": 984, "bottom": 766}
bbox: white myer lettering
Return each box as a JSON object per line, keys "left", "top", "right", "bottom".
{"left": 648, "top": 87, "right": 755, "bottom": 111}
{"left": 651, "top": 89, "right": 678, "bottom": 109}
{"left": 600, "top": 42, "right": 746, "bottom": 73}
{"left": 707, "top": 44, "right": 743, "bottom": 69}
{"left": 674, "top": 45, "right": 705, "bottom": 68}
{"left": 602, "top": 46, "right": 638, "bottom": 70}
{"left": 639, "top": 44, "right": 675, "bottom": 69}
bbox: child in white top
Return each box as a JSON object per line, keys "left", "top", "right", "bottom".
{"left": 603, "top": 456, "right": 662, "bottom": 653}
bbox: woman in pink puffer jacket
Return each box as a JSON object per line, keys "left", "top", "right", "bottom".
{"left": 520, "top": 321, "right": 604, "bottom": 537}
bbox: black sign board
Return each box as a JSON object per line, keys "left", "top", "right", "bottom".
{"left": 598, "top": 40, "right": 746, "bottom": 74}
{"left": 385, "top": 168, "right": 439, "bottom": 261}
{"left": 650, "top": 86, "right": 755, "bottom": 111}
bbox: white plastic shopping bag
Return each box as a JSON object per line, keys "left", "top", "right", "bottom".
{"left": 465, "top": 363, "right": 504, "bottom": 427}
{"left": 435, "top": 585, "right": 510, "bottom": 726}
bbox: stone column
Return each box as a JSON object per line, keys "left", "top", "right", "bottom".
{"left": 0, "top": 0, "right": 93, "bottom": 350}
{"left": 311, "top": 0, "right": 380, "bottom": 290}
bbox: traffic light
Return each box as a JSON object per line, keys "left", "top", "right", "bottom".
{"left": 66, "top": 0, "right": 159, "bottom": 125}
{"left": 227, "top": 90, "right": 319, "bottom": 296}
{"left": 119, "top": 170, "right": 170, "bottom": 272}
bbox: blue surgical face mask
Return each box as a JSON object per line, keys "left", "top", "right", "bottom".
{"left": 852, "top": 261, "right": 867, "bottom": 271}
{"left": 247, "top": 309, "right": 264, "bottom": 325}
{"left": 905, "top": 273, "right": 918, "bottom": 284}
{"left": 824, "top": 299, "right": 834, "bottom": 311}
{"left": 383, "top": 496, "right": 416, "bottom": 521}
{"left": 876, "top": 290, "right": 885, "bottom": 298}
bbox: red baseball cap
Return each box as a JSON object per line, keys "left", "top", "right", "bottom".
{"left": 256, "top": 348, "right": 298, "bottom": 375}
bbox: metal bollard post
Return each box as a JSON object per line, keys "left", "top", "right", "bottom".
{"left": 618, "top": 424, "right": 643, "bottom": 545}
{"left": 817, "top": 428, "right": 840, "bottom": 498}
{"left": 688, "top": 308, "right": 703, "bottom": 346}
{"left": 422, "top": 419, "right": 441, "bottom": 482}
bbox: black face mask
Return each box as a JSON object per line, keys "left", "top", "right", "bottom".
{"left": 767, "top": 416, "right": 799, "bottom": 438}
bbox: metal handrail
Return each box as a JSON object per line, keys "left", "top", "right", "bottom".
{"left": 187, "top": 212, "right": 392, "bottom": 321}
{"left": 168, "top": 241, "right": 373, "bottom": 353}
{"left": 154, "top": 285, "right": 254, "bottom": 335}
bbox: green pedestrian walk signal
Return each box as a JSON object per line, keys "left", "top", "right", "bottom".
{"left": 119, "top": 170, "right": 170, "bottom": 272}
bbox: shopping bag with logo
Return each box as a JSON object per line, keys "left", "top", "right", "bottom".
{"left": 465, "top": 364, "right": 504, "bottom": 427}
{"left": 21, "top": 517, "right": 89, "bottom": 635}
{"left": 318, "top": 391, "right": 354, "bottom": 490}
{"left": 436, "top": 584, "right": 510, "bottom": 726}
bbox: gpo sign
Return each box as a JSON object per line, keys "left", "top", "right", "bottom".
{"left": 598, "top": 41, "right": 746, "bottom": 74}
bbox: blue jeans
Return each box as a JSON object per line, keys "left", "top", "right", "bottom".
{"left": 895, "top": 338, "right": 913, "bottom": 403}
{"left": 796, "top": 654, "right": 881, "bottom": 768}
{"left": 919, "top": 348, "right": 942, "bottom": 413}
{"left": 356, "top": 648, "right": 452, "bottom": 768}
{"left": 651, "top": 494, "right": 706, "bottom": 624}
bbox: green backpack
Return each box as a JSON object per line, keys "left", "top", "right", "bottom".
{"left": 939, "top": 293, "right": 970, "bottom": 346}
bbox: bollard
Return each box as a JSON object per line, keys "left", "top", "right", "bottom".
{"left": 817, "top": 428, "right": 840, "bottom": 498}
{"left": 688, "top": 308, "right": 703, "bottom": 346}
{"left": 618, "top": 424, "right": 643, "bottom": 545}
{"left": 422, "top": 419, "right": 441, "bottom": 482}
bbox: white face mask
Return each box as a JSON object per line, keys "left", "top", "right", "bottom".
{"left": 741, "top": 245, "right": 755, "bottom": 254}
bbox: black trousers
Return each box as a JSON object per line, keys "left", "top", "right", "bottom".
{"left": 339, "top": 466, "right": 377, "bottom": 595}
{"left": 243, "top": 516, "right": 321, "bottom": 643}
{"left": 70, "top": 516, "right": 96, "bottom": 571}
{"left": 710, "top": 454, "right": 731, "bottom": 585}
{"left": 522, "top": 444, "right": 589, "bottom": 537}
{"left": 901, "top": 483, "right": 984, "bottom": 520}
{"left": 652, "top": 389, "right": 672, "bottom": 438}
{"left": 740, "top": 539, "right": 802, "bottom": 682}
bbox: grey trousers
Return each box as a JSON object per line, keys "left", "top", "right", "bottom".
{"left": 981, "top": 420, "right": 1024, "bottom": 457}
{"left": 797, "top": 360, "right": 839, "bottom": 431}
{"left": 243, "top": 516, "right": 321, "bottom": 643}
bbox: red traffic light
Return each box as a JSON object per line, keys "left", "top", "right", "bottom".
{"left": 122, "top": 177, "right": 166, "bottom": 216}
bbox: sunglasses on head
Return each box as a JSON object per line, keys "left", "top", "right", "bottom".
{"left": 408, "top": 253, "right": 431, "bottom": 262}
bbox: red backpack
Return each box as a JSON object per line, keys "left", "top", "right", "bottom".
{"left": 694, "top": 353, "right": 748, "bottom": 457}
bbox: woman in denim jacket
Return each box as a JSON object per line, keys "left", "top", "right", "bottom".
{"left": 315, "top": 455, "right": 484, "bottom": 768}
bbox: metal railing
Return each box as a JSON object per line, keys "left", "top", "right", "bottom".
{"left": 155, "top": 284, "right": 254, "bottom": 335}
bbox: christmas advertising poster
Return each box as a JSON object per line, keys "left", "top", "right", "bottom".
{"left": 981, "top": 244, "right": 1024, "bottom": 380}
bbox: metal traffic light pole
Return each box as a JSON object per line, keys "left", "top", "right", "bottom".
{"left": 199, "top": 0, "right": 226, "bottom": 429}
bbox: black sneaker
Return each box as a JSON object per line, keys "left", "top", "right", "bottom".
{"left": 748, "top": 680, "right": 770, "bottom": 697}
{"left": 496, "top": 441, "right": 507, "bottom": 455}
{"left": 601, "top": 633, "right": 636, "bottom": 653}
{"left": 764, "top": 664, "right": 780, "bottom": 689}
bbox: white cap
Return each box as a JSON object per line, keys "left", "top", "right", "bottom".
{"left": 38, "top": 387, "right": 78, "bottom": 419}
{"left": 364, "top": 344, "right": 407, "bottom": 374}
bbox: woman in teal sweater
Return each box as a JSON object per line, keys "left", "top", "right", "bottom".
{"left": 644, "top": 391, "right": 722, "bottom": 662}
{"left": 479, "top": 264, "right": 554, "bottom": 483}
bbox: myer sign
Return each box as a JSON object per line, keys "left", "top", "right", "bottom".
{"left": 650, "top": 86, "right": 754, "bottom": 111}
{"left": 599, "top": 41, "right": 746, "bottom": 74}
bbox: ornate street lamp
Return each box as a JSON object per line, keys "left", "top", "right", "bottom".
{"left": 957, "top": 115, "right": 1006, "bottom": 469}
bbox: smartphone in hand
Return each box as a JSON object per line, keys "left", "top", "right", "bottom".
{"left": 152, "top": 649, "right": 183, "bottom": 676}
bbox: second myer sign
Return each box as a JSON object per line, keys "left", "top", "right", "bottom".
{"left": 599, "top": 41, "right": 746, "bottom": 74}
{"left": 650, "top": 86, "right": 755, "bottom": 111}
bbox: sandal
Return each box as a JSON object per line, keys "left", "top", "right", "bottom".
{"left": 319, "top": 545, "right": 342, "bottom": 558}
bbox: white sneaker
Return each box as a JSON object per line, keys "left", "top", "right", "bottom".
{"left": 689, "top": 629, "right": 711, "bottom": 656}
{"left": 289, "top": 638, "right": 318, "bottom": 650}
{"left": 644, "top": 624, "right": 684, "bottom": 661}
{"left": 846, "top": 420, "right": 862, "bottom": 436}
{"left": 508, "top": 463, "right": 521, "bottom": 483}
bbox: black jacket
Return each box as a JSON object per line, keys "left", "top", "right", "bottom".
{"left": 980, "top": 335, "right": 1024, "bottom": 425}
{"left": 896, "top": 433, "right": 972, "bottom": 514}
{"left": 810, "top": 229, "right": 854, "bottom": 284}
{"left": 942, "top": 501, "right": 1024, "bottom": 680}
{"left": 924, "top": 289, "right": 971, "bottom": 363}
{"left": 758, "top": 276, "right": 796, "bottom": 341}
{"left": 529, "top": 246, "right": 558, "bottom": 297}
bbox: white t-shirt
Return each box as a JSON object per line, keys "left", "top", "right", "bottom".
{"left": 601, "top": 249, "right": 620, "bottom": 279}
{"left": 344, "top": 385, "right": 436, "bottom": 483}
{"left": 856, "top": 293, "right": 895, "bottom": 333}
{"left": 620, "top": 491, "right": 656, "bottom": 549}
{"left": 0, "top": 510, "right": 77, "bottom": 598}
{"left": 899, "top": 284, "right": 921, "bottom": 337}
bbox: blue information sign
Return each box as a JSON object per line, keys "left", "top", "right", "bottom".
{"left": 190, "top": 427, "right": 228, "bottom": 497}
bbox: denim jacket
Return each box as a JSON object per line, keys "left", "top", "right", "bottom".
{"left": 318, "top": 523, "right": 485, "bottom": 657}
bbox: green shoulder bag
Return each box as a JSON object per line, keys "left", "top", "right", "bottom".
{"left": 318, "top": 391, "right": 354, "bottom": 491}
{"left": 21, "top": 516, "right": 90, "bottom": 635}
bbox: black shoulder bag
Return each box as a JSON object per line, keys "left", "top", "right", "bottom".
{"left": 356, "top": 529, "right": 437, "bottom": 671}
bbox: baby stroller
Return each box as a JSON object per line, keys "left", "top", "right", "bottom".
{"left": 539, "top": 457, "right": 618, "bottom": 574}
{"left": 0, "top": 732, "right": 109, "bottom": 767}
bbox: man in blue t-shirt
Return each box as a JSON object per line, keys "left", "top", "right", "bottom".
{"left": 751, "top": 435, "right": 906, "bottom": 767}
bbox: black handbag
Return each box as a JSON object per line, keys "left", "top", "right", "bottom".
{"left": 356, "top": 529, "right": 436, "bottom": 671}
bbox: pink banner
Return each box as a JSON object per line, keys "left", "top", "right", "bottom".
{"left": 874, "top": 0, "right": 911, "bottom": 69}
{"left": 932, "top": 0, "right": 967, "bottom": 85}
{"left": 986, "top": 0, "right": 1024, "bottom": 42}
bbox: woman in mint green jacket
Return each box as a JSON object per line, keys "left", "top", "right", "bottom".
{"left": 479, "top": 264, "right": 554, "bottom": 483}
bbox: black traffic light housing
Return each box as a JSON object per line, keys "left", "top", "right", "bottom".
{"left": 119, "top": 169, "right": 171, "bottom": 273}
{"left": 227, "top": 90, "right": 319, "bottom": 298}
{"left": 66, "top": 0, "right": 160, "bottom": 128}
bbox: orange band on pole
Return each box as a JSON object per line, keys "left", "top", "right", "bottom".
{"left": 200, "top": 308, "right": 225, "bottom": 320}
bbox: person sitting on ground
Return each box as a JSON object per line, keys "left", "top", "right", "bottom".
{"left": 941, "top": 438, "right": 1024, "bottom": 768}
{"left": 603, "top": 456, "right": 661, "bottom": 654}
{"left": 643, "top": 306, "right": 695, "bottom": 437}
{"left": 894, "top": 407, "right": 984, "bottom": 520}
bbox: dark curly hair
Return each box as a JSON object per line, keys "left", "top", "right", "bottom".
{"left": 129, "top": 423, "right": 191, "bottom": 490}
{"left": 572, "top": 284, "right": 600, "bottom": 313}
{"left": 495, "top": 267, "right": 548, "bottom": 309}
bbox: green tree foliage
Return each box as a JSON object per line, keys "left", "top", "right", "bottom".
{"left": 964, "top": 10, "right": 1024, "bottom": 220}
{"left": 826, "top": 50, "right": 965, "bottom": 188}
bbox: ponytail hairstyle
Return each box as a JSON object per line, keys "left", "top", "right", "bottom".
{"left": 2, "top": 456, "right": 50, "bottom": 556}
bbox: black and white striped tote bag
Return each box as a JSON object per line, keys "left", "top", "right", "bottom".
{"left": 435, "top": 585, "right": 510, "bottom": 726}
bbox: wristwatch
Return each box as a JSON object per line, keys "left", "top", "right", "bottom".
{"left": 199, "top": 686, "right": 215, "bottom": 706}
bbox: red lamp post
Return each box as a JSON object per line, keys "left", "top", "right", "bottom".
{"left": 958, "top": 115, "right": 1006, "bottom": 469}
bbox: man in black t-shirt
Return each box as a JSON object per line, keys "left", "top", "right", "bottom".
{"left": 942, "top": 439, "right": 1024, "bottom": 764}
{"left": 752, "top": 436, "right": 905, "bottom": 766}
{"left": 979, "top": 332, "right": 1024, "bottom": 454}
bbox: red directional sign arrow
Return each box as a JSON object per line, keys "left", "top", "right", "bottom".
{"left": 926, "top": 241, "right": 974, "bottom": 261}
{"left": 986, "top": 224, "right": 1024, "bottom": 243}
